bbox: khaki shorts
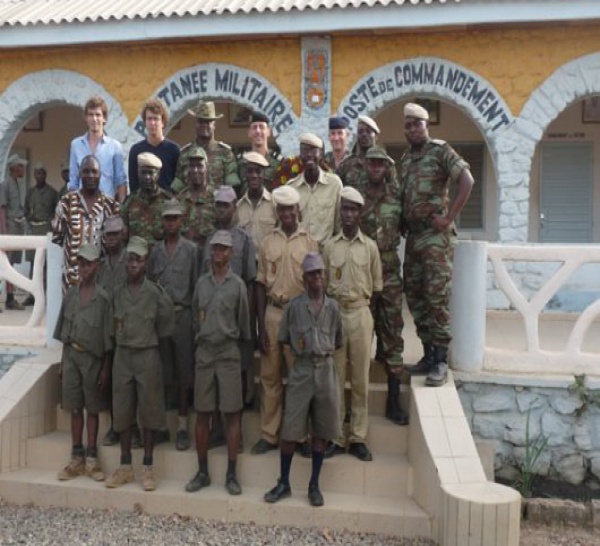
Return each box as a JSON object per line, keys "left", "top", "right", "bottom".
{"left": 7, "top": 219, "right": 24, "bottom": 264}
{"left": 194, "top": 343, "right": 243, "bottom": 414}
{"left": 281, "top": 356, "right": 340, "bottom": 442}
{"left": 172, "top": 308, "right": 195, "bottom": 389}
{"left": 61, "top": 346, "right": 105, "bottom": 414}
{"left": 112, "top": 346, "right": 166, "bottom": 432}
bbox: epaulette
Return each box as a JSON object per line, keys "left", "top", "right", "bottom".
{"left": 430, "top": 139, "right": 447, "bottom": 146}
{"left": 217, "top": 141, "right": 232, "bottom": 151}
{"left": 180, "top": 142, "right": 193, "bottom": 152}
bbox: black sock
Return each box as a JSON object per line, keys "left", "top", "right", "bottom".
{"left": 280, "top": 452, "right": 294, "bottom": 486}
{"left": 199, "top": 458, "right": 208, "bottom": 475}
{"left": 309, "top": 450, "right": 324, "bottom": 487}
{"left": 120, "top": 453, "right": 132, "bottom": 465}
{"left": 143, "top": 455, "right": 153, "bottom": 466}
{"left": 227, "top": 459, "right": 236, "bottom": 477}
{"left": 72, "top": 445, "right": 85, "bottom": 458}
{"left": 85, "top": 446, "right": 97, "bottom": 458}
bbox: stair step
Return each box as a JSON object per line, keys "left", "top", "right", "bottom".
{"left": 0, "top": 468, "right": 431, "bottom": 539}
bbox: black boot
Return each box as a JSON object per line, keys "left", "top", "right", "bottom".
{"left": 425, "top": 346, "right": 448, "bottom": 387}
{"left": 406, "top": 343, "right": 435, "bottom": 375}
{"left": 385, "top": 376, "right": 409, "bottom": 426}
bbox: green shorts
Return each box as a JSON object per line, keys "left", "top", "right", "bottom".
{"left": 61, "top": 346, "right": 105, "bottom": 414}
{"left": 281, "top": 356, "right": 340, "bottom": 442}
{"left": 194, "top": 342, "right": 243, "bottom": 414}
{"left": 7, "top": 219, "right": 24, "bottom": 264}
{"left": 112, "top": 346, "right": 166, "bottom": 432}
{"left": 172, "top": 308, "right": 195, "bottom": 389}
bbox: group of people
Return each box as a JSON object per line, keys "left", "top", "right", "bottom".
{"left": 0, "top": 93, "right": 473, "bottom": 507}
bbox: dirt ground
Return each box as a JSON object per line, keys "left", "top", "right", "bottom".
{"left": 520, "top": 521, "right": 599, "bottom": 545}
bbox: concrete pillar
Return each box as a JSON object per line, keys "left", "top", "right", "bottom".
{"left": 46, "top": 235, "right": 63, "bottom": 347}
{"left": 449, "top": 240, "right": 487, "bottom": 372}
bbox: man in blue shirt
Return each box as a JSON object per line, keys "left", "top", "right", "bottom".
{"left": 68, "top": 96, "right": 128, "bottom": 203}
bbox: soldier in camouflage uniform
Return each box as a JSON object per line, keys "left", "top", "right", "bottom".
{"left": 172, "top": 101, "right": 240, "bottom": 193}
{"left": 177, "top": 147, "right": 215, "bottom": 257}
{"left": 401, "top": 103, "right": 474, "bottom": 387}
{"left": 358, "top": 146, "right": 408, "bottom": 426}
{"left": 120, "top": 152, "right": 170, "bottom": 251}
{"left": 237, "top": 112, "right": 281, "bottom": 196}
{"left": 337, "top": 115, "right": 398, "bottom": 190}
{"left": 323, "top": 117, "right": 350, "bottom": 171}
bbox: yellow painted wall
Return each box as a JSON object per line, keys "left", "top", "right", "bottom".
{"left": 0, "top": 38, "right": 301, "bottom": 123}
{"left": 332, "top": 24, "right": 600, "bottom": 116}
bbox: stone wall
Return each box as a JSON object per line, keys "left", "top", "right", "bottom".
{"left": 457, "top": 376, "right": 600, "bottom": 486}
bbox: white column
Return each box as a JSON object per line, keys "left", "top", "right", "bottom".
{"left": 46, "top": 235, "right": 63, "bottom": 347}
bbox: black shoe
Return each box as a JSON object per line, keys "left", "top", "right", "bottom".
{"left": 185, "top": 471, "right": 211, "bottom": 492}
{"left": 406, "top": 343, "right": 435, "bottom": 375}
{"left": 131, "top": 425, "right": 143, "bottom": 449}
{"left": 296, "top": 441, "right": 312, "bottom": 458}
{"left": 102, "top": 427, "right": 120, "bottom": 446}
{"left": 5, "top": 299, "right": 24, "bottom": 311}
{"left": 308, "top": 483, "right": 324, "bottom": 507}
{"left": 251, "top": 439, "right": 278, "bottom": 455}
{"left": 264, "top": 480, "right": 291, "bottom": 503}
{"left": 208, "top": 428, "right": 226, "bottom": 449}
{"left": 22, "top": 295, "right": 35, "bottom": 306}
{"left": 425, "top": 347, "right": 449, "bottom": 387}
{"left": 176, "top": 429, "right": 190, "bottom": 451}
{"left": 386, "top": 407, "right": 409, "bottom": 426}
{"left": 348, "top": 442, "right": 373, "bottom": 462}
{"left": 154, "top": 428, "right": 170, "bottom": 445}
{"left": 225, "top": 474, "right": 242, "bottom": 496}
{"left": 324, "top": 442, "right": 346, "bottom": 459}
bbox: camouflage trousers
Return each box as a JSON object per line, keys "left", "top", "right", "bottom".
{"left": 403, "top": 228, "right": 456, "bottom": 348}
{"left": 374, "top": 268, "right": 404, "bottom": 369}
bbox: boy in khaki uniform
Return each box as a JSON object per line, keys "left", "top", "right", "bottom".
{"left": 105, "top": 236, "right": 175, "bottom": 492}
{"left": 54, "top": 243, "right": 113, "bottom": 482}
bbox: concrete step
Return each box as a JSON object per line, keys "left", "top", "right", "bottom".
{"left": 55, "top": 407, "right": 409, "bottom": 456}
{"left": 0, "top": 468, "right": 431, "bottom": 539}
{"left": 27, "top": 430, "right": 412, "bottom": 499}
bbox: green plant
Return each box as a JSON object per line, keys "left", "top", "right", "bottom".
{"left": 514, "top": 406, "right": 549, "bottom": 498}
{"left": 568, "top": 374, "right": 600, "bottom": 416}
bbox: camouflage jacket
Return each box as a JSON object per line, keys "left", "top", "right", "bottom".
{"left": 337, "top": 150, "right": 399, "bottom": 189}
{"left": 120, "top": 187, "right": 170, "bottom": 249}
{"left": 177, "top": 186, "right": 215, "bottom": 253}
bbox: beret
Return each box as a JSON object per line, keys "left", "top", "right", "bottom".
{"left": 299, "top": 132, "right": 323, "bottom": 149}
{"left": 302, "top": 251, "right": 325, "bottom": 272}
{"left": 404, "top": 102, "right": 429, "bottom": 121}
{"left": 357, "top": 115, "right": 380, "bottom": 134}
{"left": 340, "top": 186, "right": 365, "bottom": 206}
{"left": 272, "top": 185, "right": 300, "bottom": 206}
{"left": 243, "top": 151, "right": 269, "bottom": 167}
{"left": 137, "top": 152, "right": 162, "bottom": 169}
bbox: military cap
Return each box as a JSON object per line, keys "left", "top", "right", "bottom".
{"left": 272, "top": 185, "right": 300, "bottom": 206}
{"left": 103, "top": 216, "right": 124, "bottom": 233}
{"left": 243, "top": 151, "right": 269, "bottom": 168}
{"left": 329, "top": 117, "right": 349, "bottom": 130}
{"left": 365, "top": 146, "right": 395, "bottom": 164}
{"left": 187, "top": 100, "right": 223, "bottom": 120}
{"left": 7, "top": 154, "right": 27, "bottom": 167}
{"left": 188, "top": 147, "right": 208, "bottom": 161}
{"left": 77, "top": 243, "right": 100, "bottom": 262}
{"left": 299, "top": 133, "right": 323, "bottom": 149}
{"left": 357, "top": 115, "right": 380, "bottom": 135}
{"left": 340, "top": 186, "right": 365, "bottom": 206}
{"left": 33, "top": 161, "right": 46, "bottom": 171}
{"left": 214, "top": 185, "right": 237, "bottom": 203}
{"left": 210, "top": 230, "right": 233, "bottom": 247}
{"left": 251, "top": 112, "right": 270, "bottom": 125}
{"left": 137, "top": 152, "right": 162, "bottom": 169}
{"left": 162, "top": 199, "right": 184, "bottom": 216}
{"left": 302, "top": 251, "right": 325, "bottom": 273}
{"left": 404, "top": 102, "right": 429, "bottom": 121}
{"left": 126, "top": 236, "right": 148, "bottom": 257}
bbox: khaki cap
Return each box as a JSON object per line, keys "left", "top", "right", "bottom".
{"left": 210, "top": 229, "right": 233, "bottom": 247}
{"left": 302, "top": 251, "right": 325, "bottom": 272}
{"left": 365, "top": 146, "right": 395, "bottom": 165}
{"left": 126, "top": 236, "right": 148, "bottom": 257}
{"left": 404, "top": 102, "right": 429, "bottom": 121}
{"left": 137, "top": 152, "right": 162, "bottom": 169}
{"left": 340, "top": 186, "right": 364, "bottom": 206}
{"left": 188, "top": 147, "right": 208, "bottom": 161}
{"left": 358, "top": 115, "right": 380, "bottom": 135}
{"left": 33, "top": 161, "right": 46, "bottom": 171}
{"left": 243, "top": 151, "right": 269, "bottom": 167}
{"left": 187, "top": 100, "right": 223, "bottom": 120}
{"left": 77, "top": 243, "right": 100, "bottom": 262}
{"left": 103, "top": 216, "right": 124, "bottom": 233}
{"left": 214, "top": 185, "right": 237, "bottom": 203}
{"left": 299, "top": 133, "right": 323, "bottom": 149}
{"left": 272, "top": 185, "right": 300, "bottom": 206}
{"left": 7, "top": 154, "right": 28, "bottom": 167}
{"left": 162, "top": 199, "right": 184, "bottom": 216}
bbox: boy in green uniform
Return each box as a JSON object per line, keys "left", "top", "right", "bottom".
{"left": 54, "top": 243, "right": 113, "bottom": 482}
{"left": 105, "top": 236, "right": 175, "bottom": 492}
{"left": 264, "top": 252, "right": 343, "bottom": 507}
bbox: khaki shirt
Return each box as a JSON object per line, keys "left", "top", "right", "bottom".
{"left": 192, "top": 268, "right": 251, "bottom": 346}
{"left": 148, "top": 236, "right": 199, "bottom": 307}
{"left": 25, "top": 183, "right": 59, "bottom": 224}
{"left": 113, "top": 278, "right": 175, "bottom": 348}
{"left": 288, "top": 168, "right": 342, "bottom": 246}
{"left": 257, "top": 227, "right": 318, "bottom": 304}
{"left": 323, "top": 229, "right": 383, "bottom": 306}
{"left": 54, "top": 285, "right": 114, "bottom": 359}
{"left": 201, "top": 226, "right": 256, "bottom": 283}
{"left": 0, "top": 176, "right": 24, "bottom": 219}
{"left": 235, "top": 188, "right": 276, "bottom": 255}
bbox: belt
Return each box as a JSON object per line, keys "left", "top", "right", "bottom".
{"left": 339, "top": 300, "right": 369, "bottom": 310}
{"left": 70, "top": 341, "right": 87, "bottom": 352}
{"left": 173, "top": 304, "right": 190, "bottom": 312}
{"left": 29, "top": 220, "right": 51, "bottom": 227}
{"left": 10, "top": 216, "right": 25, "bottom": 223}
{"left": 267, "top": 297, "right": 288, "bottom": 309}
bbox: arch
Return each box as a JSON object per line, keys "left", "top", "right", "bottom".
{"left": 130, "top": 63, "right": 300, "bottom": 155}
{"left": 0, "top": 69, "right": 130, "bottom": 174}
